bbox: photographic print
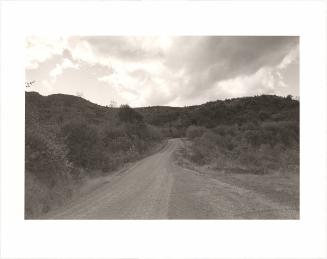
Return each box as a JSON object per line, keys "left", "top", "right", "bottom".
{"left": 25, "top": 36, "right": 299, "bottom": 219}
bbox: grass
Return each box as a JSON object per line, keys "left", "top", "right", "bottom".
{"left": 174, "top": 138, "right": 299, "bottom": 210}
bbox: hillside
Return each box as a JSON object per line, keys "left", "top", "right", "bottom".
{"left": 137, "top": 94, "right": 299, "bottom": 137}
{"left": 27, "top": 91, "right": 299, "bottom": 131}
{"left": 26, "top": 91, "right": 117, "bottom": 127}
{"left": 175, "top": 95, "right": 299, "bottom": 176}
{"left": 25, "top": 91, "right": 299, "bottom": 218}
{"left": 25, "top": 91, "right": 163, "bottom": 218}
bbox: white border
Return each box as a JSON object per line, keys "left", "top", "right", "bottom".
{"left": 1, "top": 1, "right": 326, "bottom": 258}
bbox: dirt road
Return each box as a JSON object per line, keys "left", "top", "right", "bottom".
{"left": 46, "top": 139, "right": 298, "bottom": 219}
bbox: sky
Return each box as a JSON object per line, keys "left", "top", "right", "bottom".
{"left": 25, "top": 36, "right": 299, "bottom": 107}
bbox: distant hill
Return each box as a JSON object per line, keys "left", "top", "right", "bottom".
{"left": 26, "top": 91, "right": 299, "bottom": 136}
{"left": 26, "top": 91, "right": 117, "bottom": 128}
{"left": 137, "top": 94, "right": 299, "bottom": 137}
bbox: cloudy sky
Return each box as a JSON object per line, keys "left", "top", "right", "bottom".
{"left": 26, "top": 36, "right": 299, "bottom": 107}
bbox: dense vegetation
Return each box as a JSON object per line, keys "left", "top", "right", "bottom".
{"left": 25, "top": 92, "right": 163, "bottom": 218}
{"left": 184, "top": 121, "right": 299, "bottom": 174}
{"left": 181, "top": 95, "right": 299, "bottom": 174}
{"left": 25, "top": 92, "right": 299, "bottom": 217}
{"left": 138, "top": 94, "right": 299, "bottom": 174}
{"left": 137, "top": 95, "right": 298, "bottom": 137}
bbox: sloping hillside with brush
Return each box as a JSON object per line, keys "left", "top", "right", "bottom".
{"left": 137, "top": 94, "right": 299, "bottom": 137}
{"left": 25, "top": 92, "right": 163, "bottom": 218}
{"left": 177, "top": 95, "right": 299, "bottom": 175}
{"left": 25, "top": 91, "right": 299, "bottom": 218}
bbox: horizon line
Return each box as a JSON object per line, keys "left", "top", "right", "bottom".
{"left": 25, "top": 90, "right": 300, "bottom": 109}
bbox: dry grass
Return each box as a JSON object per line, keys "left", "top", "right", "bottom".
{"left": 174, "top": 138, "right": 299, "bottom": 210}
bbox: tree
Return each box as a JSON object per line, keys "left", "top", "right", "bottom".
{"left": 62, "top": 122, "right": 104, "bottom": 169}
{"left": 109, "top": 99, "right": 117, "bottom": 108}
{"left": 118, "top": 104, "right": 143, "bottom": 123}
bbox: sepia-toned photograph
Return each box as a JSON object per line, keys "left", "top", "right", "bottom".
{"left": 25, "top": 36, "right": 299, "bottom": 220}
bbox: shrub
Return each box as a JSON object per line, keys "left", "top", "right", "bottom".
{"left": 261, "top": 121, "right": 299, "bottom": 147}
{"left": 103, "top": 126, "right": 125, "bottom": 146}
{"left": 189, "top": 144, "right": 205, "bottom": 164}
{"left": 62, "top": 122, "right": 105, "bottom": 170}
{"left": 213, "top": 124, "right": 239, "bottom": 136}
{"left": 25, "top": 129, "right": 73, "bottom": 218}
{"left": 25, "top": 172, "right": 51, "bottom": 217}
{"left": 25, "top": 130, "right": 66, "bottom": 187}
{"left": 146, "top": 125, "right": 163, "bottom": 141}
{"left": 243, "top": 129, "right": 261, "bottom": 147}
{"left": 259, "top": 111, "right": 270, "bottom": 121}
{"left": 118, "top": 104, "right": 143, "bottom": 123}
{"left": 213, "top": 125, "right": 229, "bottom": 136}
{"left": 186, "top": 125, "right": 206, "bottom": 140}
{"left": 103, "top": 126, "right": 132, "bottom": 153}
{"left": 240, "top": 122, "right": 257, "bottom": 131}
{"left": 189, "top": 130, "right": 218, "bottom": 164}
{"left": 124, "top": 122, "right": 147, "bottom": 139}
{"left": 185, "top": 118, "right": 299, "bottom": 175}
{"left": 200, "top": 130, "right": 218, "bottom": 149}
{"left": 238, "top": 147, "right": 262, "bottom": 169}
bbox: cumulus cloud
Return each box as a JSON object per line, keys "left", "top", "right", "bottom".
{"left": 163, "top": 36, "right": 298, "bottom": 100}
{"left": 277, "top": 43, "right": 299, "bottom": 69}
{"left": 25, "top": 36, "right": 299, "bottom": 107}
{"left": 49, "top": 58, "right": 79, "bottom": 81}
{"left": 83, "top": 36, "right": 174, "bottom": 63}
{"left": 214, "top": 67, "right": 287, "bottom": 97}
{"left": 26, "top": 36, "right": 68, "bottom": 69}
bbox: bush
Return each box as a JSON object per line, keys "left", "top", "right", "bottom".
{"left": 189, "top": 130, "right": 218, "bottom": 164}
{"left": 101, "top": 121, "right": 163, "bottom": 169}
{"left": 25, "top": 129, "right": 73, "bottom": 218}
{"left": 189, "top": 145, "right": 205, "bottom": 164}
{"left": 124, "top": 122, "right": 147, "bottom": 139}
{"left": 185, "top": 119, "right": 299, "bottom": 174}
{"left": 243, "top": 129, "right": 261, "bottom": 147}
{"left": 103, "top": 126, "right": 132, "bottom": 153}
{"left": 261, "top": 121, "right": 299, "bottom": 147}
{"left": 118, "top": 104, "right": 143, "bottom": 123}
{"left": 25, "top": 172, "right": 52, "bottom": 217}
{"left": 25, "top": 130, "right": 66, "bottom": 187}
{"left": 200, "top": 130, "right": 217, "bottom": 149}
{"left": 146, "top": 125, "right": 163, "bottom": 141}
{"left": 62, "top": 122, "right": 105, "bottom": 170}
{"left": 238, "top": 147, "right": 262, "bottom": 169}
{"left": 213, "top": 124, "right": 236, "bottom": 136}
{"left": 186, "top": 125, "right": 206, "bottom": 140}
